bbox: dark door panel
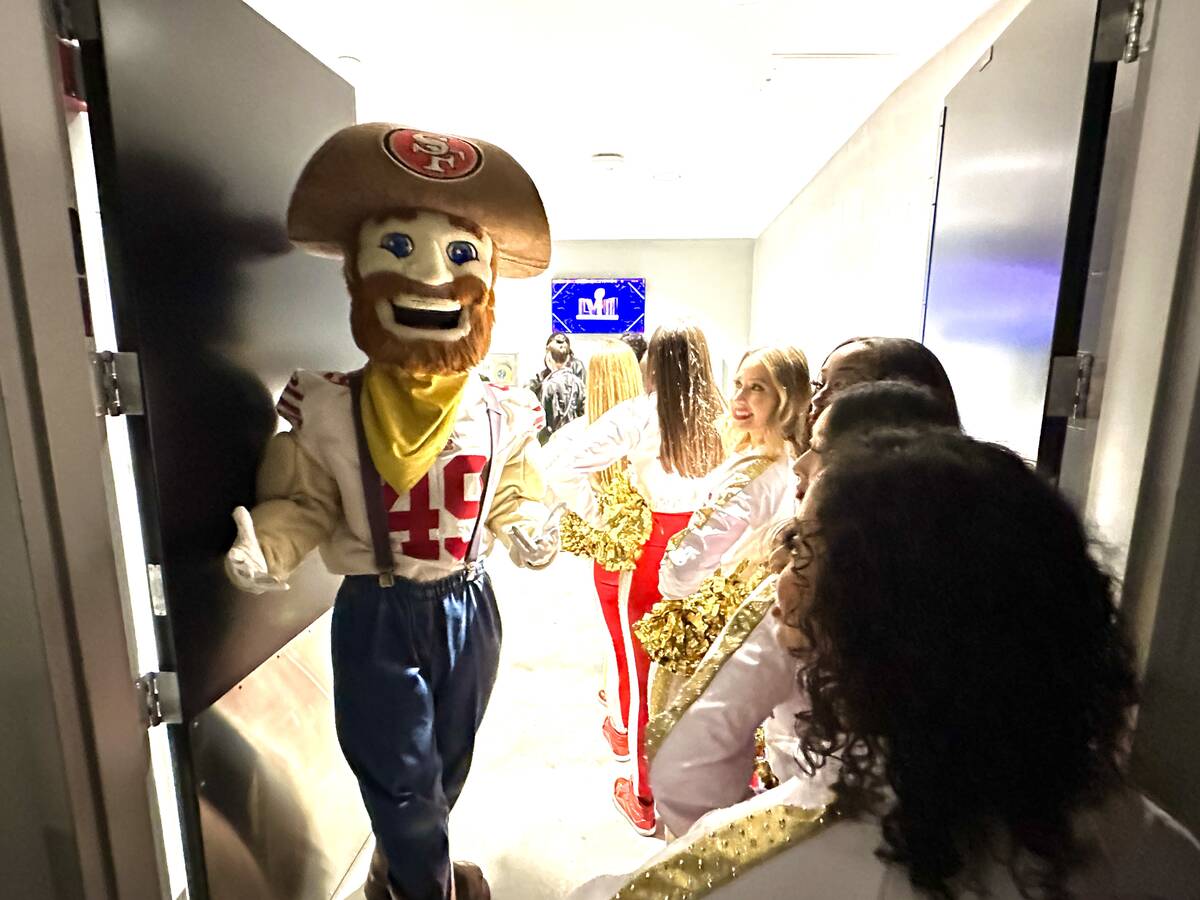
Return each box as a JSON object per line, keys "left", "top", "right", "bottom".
{"left": 82, "top": 0, "right": 358, "bottom": 716}
{"left": 78, "top": 0, "right": 359, "bottom": 894}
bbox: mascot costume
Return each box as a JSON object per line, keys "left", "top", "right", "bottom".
{"left": 224, "top": 124, "right": 559, "bottom": 900}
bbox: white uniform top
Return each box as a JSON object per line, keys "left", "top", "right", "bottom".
{"left": 651, "top": 591, "right": 827, "bottom": 837}
{"left": 545, "top": 393, "right": 711, "bottom": 519}
{"left": 277, "top": 370, "right": 543, "bottom": 582}
{"left": 659, "top": 452, "right": 797, "bottom": 600}
{"left": 571, "top": 779, "right": 1200, "bottom": 900}
{"left": 539, "top": 414, "right": 585, "bottom": 463}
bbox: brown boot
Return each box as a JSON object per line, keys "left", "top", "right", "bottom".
{"left": 452, "top": 861, "right": 491, "bottom": 900}
{"left": 363, "top": 845, "right": 395, "bottom": 900}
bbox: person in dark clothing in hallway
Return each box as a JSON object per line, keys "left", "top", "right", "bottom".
{"left": 538, "top": 344, "right": 586, "bottom": 443}
{"left": 620, "top": 331, "right": 647, "bottom": 363}
{"left": 527, "top": 331, "right": 586, "bottom": 399}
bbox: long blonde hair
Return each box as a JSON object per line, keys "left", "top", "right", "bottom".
{"left": 725, "top": 345, "right": 811, "bottom": 458}
{"left": 587, "top": 340, "right": 644, "bottom": 488}
{"left": 646, "top": 323, "right": 726, "bottom": 479}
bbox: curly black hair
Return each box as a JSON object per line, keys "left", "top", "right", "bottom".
{"left": 790, "top": 429, "right": 1138, "bottom": 898}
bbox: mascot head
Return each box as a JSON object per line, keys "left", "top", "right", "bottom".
{"left": 287, "top": 124, "right": 550, "bottom": 374}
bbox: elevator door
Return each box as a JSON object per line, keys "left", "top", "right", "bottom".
{"left": 922, "top": 0, "right": 1116, "bottom": 473}
{"left": 76, "top": 0, "right": 366, "bottom": 896}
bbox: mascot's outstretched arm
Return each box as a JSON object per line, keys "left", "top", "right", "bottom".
{"left": 225, "top": 431, "right": 341, "bottom": 593}
{"left": 488, "top": 399, "right": 559, "bottom": 569}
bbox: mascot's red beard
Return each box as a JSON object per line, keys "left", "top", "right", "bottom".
{"left": 347, "top": 269, "right": 495, "bottom": 375}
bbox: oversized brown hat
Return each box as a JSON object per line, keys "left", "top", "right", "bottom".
{"left": 287, "top": 123, "right": 550, "bottom": 278}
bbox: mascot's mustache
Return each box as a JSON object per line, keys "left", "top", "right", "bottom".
{"left": 356, "top": 271, "right": 490, "bottom": 307}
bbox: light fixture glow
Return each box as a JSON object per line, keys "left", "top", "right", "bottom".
{"left": 591, "top": 152, "right": 625, "bottom": 172}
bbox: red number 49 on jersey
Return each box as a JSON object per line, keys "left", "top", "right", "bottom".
{"left": 381, "top": 454, "right": 489, "bottom": 561}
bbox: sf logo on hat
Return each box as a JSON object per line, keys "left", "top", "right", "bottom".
{"left": 384, "top": 129, "right": 483, "bottom": 180}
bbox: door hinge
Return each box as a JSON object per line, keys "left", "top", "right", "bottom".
{"left": 1094, "top": 0, "right": 1146, "bottom": 63}
{"left": 90, "top": 350, "right": 144, "bottom": 416}
{"left": 1123, "top": 0, "right": 1146, "bottom": 62}
{"left": 135, "top": 671, "right": 182, "bottom": 727}
{"left": 1046, "top": 352, "right": 1095, "bottom": 422}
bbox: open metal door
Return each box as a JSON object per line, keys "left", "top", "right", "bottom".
{"left": 72, "top": 0, "right": 370, "bottom": 895}
{"left": 922, "top": 0, "right": 1128, "bottom": 476}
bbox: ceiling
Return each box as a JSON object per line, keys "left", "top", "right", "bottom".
{"left": 243, "top": 0, "right": 998, "bottom": 240}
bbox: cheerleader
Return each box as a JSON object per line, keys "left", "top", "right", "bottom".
{"left": 637, "top": 346, "right": 810, "bottom": 713}
{"left": 546, "top": 323, "right": 725, "bottom": 835}
{"left": 544, "top": 339, "right": 649, "bottom": 728}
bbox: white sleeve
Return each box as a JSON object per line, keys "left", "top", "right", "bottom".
{"left": 650, "top": 605, "right": 801, "bottom": 837}
{"left": 658, "top": 470, "right": 756, "bottom": 599}
{"left": 543, "top": 396, "right": 647, "bottom": 525}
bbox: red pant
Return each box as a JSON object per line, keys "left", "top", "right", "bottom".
{"left": 594, "top": 510, "right": 692, "bottom": 802}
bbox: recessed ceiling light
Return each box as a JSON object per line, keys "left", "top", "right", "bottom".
{"left": 591, "top": 152, "right": 625, "bottom": 172}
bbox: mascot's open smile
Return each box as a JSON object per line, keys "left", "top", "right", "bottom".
{"left": 374, "top": 270, "right": 484, "bottom": 342}
{"left": 389, "top": 295, "right": 463, "bottom": 333}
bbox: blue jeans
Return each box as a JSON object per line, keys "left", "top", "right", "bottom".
{"left": 332, "top": 566, "right": 501, "bottom": 900}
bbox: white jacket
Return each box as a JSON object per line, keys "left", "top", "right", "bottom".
{"left": 649, "top": 578, "right": 828, "bottom": 837}
{"left": 572, "top": 779, "right": 1200, "bottom": 900}
{"left": 545, "top": 393, "right": 710, "bottom": 519}
{"left": 658, "top": 451, "right": 796, "bottom": 600}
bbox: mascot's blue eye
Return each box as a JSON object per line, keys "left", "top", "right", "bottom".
{"left": 446, "top": 241, "right": 479, "bottom": 265}
{"left": 380, "top": 233, "right": 414, "bottom": 258}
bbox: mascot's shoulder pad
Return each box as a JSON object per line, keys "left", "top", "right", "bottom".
{"left": 483, "top": 382, "right": 546, "bottom": 435}
{"left": 275, "top": 369, "right": 352, "bottom": 430}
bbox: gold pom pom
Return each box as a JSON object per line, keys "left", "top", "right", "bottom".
{"left": 560, "top": 469, "right": 651, "bottom": 571}
{"left": 633, "top": 561, "right": 769, "bottom": 675}
{"left": 754, "top": 726, "right": 780, "bottom": 790}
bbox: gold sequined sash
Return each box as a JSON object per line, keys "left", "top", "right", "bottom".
{"left": 644, "top": 575, "right": 778, "bottom": 762}
{"left": 608, "top": 802, "right": 833, "bottom": 900}
{"left": 666, "top": 454, "right": 776, "bottom": 553}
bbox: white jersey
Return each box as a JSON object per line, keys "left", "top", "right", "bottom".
{"left": 277, "top": 370, "right": 544, "bottom": 581}
{"left": 545, "top": 393, "right": 711, "bottom": 519}
{"left": 573, "top": 780, "right": 1200, "bottom": 900}
{"left": 659, "top": 451, "right": 797, "bottom": 600}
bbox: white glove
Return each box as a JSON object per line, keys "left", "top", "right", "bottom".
{"left": 507, "top": 503, "right": 563, "bottom": 569}
{"left": 224, "top": 506, "right": 289, "bottom": 594}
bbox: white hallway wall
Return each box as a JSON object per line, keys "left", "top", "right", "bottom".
{"left": 748, "top": 0, "right": 1028, "bottom": 367}
{"left": 491, "top": 239, "right": 756, "bottom": 391}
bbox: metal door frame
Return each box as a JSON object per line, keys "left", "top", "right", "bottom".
{"left": 0, "top": 1, "right": 167, "bottom": 896}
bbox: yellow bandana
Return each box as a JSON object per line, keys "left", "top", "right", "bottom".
{"left": 360, "top": 362, "right": 470, "bottom": 494}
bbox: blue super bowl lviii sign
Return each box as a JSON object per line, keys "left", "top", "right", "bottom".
{"left": 551, "top": 278, "right": 645, "bottom": 335}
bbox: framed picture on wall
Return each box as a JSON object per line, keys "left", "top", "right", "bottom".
{"left": 551, "top": 277, "right": 645, "bottom": 335}
{"left": 483, "top": 353, "right": 518, "bottom": 386}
